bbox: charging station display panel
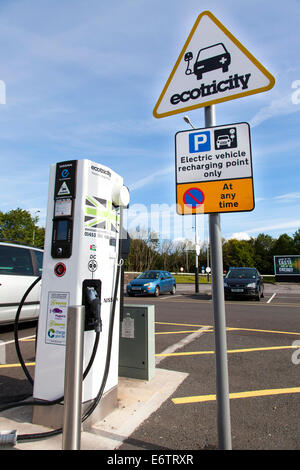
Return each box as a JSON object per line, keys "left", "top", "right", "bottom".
{"left": 51, "top": 160, "right": 77, "bottom": 259}
{"left": 56, "top": 220, "right": 68, "bottom": 240}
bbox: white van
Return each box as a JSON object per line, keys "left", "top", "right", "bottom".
{"left": 0, "top": 241, "right": 43, "bottom": 324}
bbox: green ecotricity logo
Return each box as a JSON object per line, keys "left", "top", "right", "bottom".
{"left": 84, "top": 195, "right": 120, "bottom": 232}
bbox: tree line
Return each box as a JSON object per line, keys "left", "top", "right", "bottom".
{"left": 0, "top": 208, "right": 45, "bottom": 248}
{"left": 1, "top": 208, "right": 299, "bottom": 274}
{"left": 125, "top": 229, "right": 300, "bottom": 274}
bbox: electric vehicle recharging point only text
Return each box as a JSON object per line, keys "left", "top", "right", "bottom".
{"left": 34, "top": 159, "right": 129, "bottom": 414}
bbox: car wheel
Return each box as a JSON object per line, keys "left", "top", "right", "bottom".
{"left": 154, "top": 286, "right": 160, "bottom": 297}
{"left": 170, "top": 285, "right": 176, "bottom": 295}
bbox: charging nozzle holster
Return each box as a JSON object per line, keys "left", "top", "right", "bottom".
{"left": 82, "top": 280, "right": 102, "bottom": 332}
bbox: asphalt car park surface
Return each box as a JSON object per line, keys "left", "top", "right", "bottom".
{"left": 0, "top": 283, "right": 299, "bottom": 450}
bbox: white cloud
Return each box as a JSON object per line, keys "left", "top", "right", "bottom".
{"left": 273, "top": 192, "right": 300, "bottom": 202}
{"left": 128, "top": 166, "right": 173, "bottom": 191}
{"left": 246, "top": 219, "right": 300, "bottom": 235}
{"left": 250, "top": 90, "right": 300, "bottom": 127}
{"left": 229, "top": 232, "right": 251, "bottom": 241}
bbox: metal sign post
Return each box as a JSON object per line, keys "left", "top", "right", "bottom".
{"left": 195, "top": 213, "right": 199, "bottom": 293}
{"left": 205, "top": 105, "right": 232, "bottom": 450}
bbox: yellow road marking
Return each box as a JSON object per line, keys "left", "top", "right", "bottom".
{"left": 156, "top": 321, "right": 211, "bottom": 328}
{"left": 0, "top": 362, "right": 35, "bottom": 369}
{"left": 172, "top": 387, "right": 300, "bottom": 404}
{"left": 227, "top": 326, "right": 300, "bottom": 336}
{"left": 156, "top": 345, "right": 300, "bottom": 357}
{"left": 155, "top": 321, "right": 300, "bottom": 336}
{"left": 156, "top": 329, "right": 210, "bottom": 335}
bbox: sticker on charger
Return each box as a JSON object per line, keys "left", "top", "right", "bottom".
{"left": 45, "top": 292, "right": 69, "bottom": 346}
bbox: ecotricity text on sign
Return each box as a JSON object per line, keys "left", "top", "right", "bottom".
{"left": 170, "top": 73, "right": 251, "bottom": 106}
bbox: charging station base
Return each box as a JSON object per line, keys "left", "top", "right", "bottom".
{"left": 32, "top": 385, "right": 118, "bottom": 430}
{"left": 33, "top": 303, "right": 155, "bottom": 430}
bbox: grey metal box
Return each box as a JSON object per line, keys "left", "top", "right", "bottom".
{"left": 119, "top": 304, "right": 155, "bottom": 380}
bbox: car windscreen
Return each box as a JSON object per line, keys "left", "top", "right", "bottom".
{"left": 34, "top": 250, "right": 44, "bottom": 275}
{"left": 136, "top": 271, "right": 160, "bottom": 279}
{"left": 226, "top": 269, "right": 257, "bottom": 279}
{"left": 197, "top": 44, "right": 226, "bottom": 60}
{"left": 0, "top": 245, "right": 34, "bottom": 276}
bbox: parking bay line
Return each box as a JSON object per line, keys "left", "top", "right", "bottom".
{"left": 156, "top": 344, "right": 300, "bottom": 358}
{"left": 159, "top": 295, "right": 182, "bottom": 300}
{"left": 156, "top": 321, "right": 213, "bottom": 328}
{"left": 267, "top": 292, "right": 277, "bottom": 303}
{"left": 156, "top": 329, "right": 211, "bottom": 335}
{"left": 0, "top": 362, "right": 35, "bottom": 369}
{"left": 156, "top": 322, "right": 300, "bottom": 337}
{"left": 172, "top": 387, "right": 300, "bottom": 404}
{"left": 227, "top": 326, "right": 300, "bottom": 336}
{"left": 0, "top": 334, "right": 35, "bottom": 346}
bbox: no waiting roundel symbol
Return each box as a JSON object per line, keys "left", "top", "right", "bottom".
{"left": 183, "top": 187, "right": 205, "bottom": 208}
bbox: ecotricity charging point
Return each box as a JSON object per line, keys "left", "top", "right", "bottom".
{"left": 33, "top": 159, "right": 129, "bottom": 425}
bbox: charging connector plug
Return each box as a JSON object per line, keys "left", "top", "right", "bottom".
{"left": 85, "top": 286, "right": 102, "bottom": 333}
{"left": 0, "top": 430, "right": 18, "bottom": 447}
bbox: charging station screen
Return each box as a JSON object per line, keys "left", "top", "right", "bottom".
{"left": 56, "top": 220, "right": 68, "bottom": 240}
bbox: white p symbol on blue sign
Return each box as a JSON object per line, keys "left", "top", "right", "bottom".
{"left": 189, "top": 131, "right": 211, "bottom": 153}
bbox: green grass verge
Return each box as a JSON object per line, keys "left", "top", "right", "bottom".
{"left": 173, "top": 274, "right": 210, "bottom": 284}
{"left": 173, "top": 274, "right": 276, "bottom": 284}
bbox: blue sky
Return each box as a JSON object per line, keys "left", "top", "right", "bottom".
{"left": 0, "top": 0, "right": 300, "bottom": 244}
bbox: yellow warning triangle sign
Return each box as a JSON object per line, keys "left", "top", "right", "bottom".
{"left": 153, "top": 11, "right": 275, "bottom": 118}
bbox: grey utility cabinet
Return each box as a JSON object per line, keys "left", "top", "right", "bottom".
{"left": 119, "top": 304, "right": 155, "bottom": 381}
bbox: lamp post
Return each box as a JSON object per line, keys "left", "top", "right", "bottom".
{"left": 183, "top": 116, "right": 199, "bottom": 293}
{"left": 32, "top": 210, "right": 40, "bottom": 245}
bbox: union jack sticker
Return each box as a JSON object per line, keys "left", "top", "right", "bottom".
{"left": 84, "top": 195, "right": 120, "bottom": 232}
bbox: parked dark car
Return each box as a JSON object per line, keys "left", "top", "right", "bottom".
{"left": 224, "top": 267, "right": 264, "bottom": 301}
{"left": 127, "top": 270, "right": 176, "bottom": 297}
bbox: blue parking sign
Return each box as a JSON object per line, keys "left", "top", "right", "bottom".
{"left": 189, "top": 131, "right": 211, "bottom": 153}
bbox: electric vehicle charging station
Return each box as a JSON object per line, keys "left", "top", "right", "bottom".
{"left": 33, "top": 159, "right": 129, "bottom": 415}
